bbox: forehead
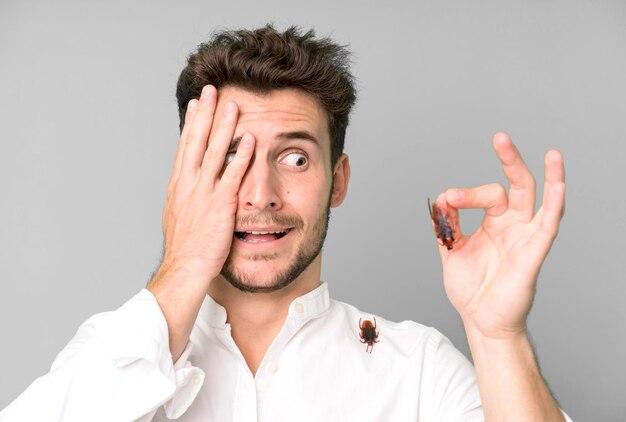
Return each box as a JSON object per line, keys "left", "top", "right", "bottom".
{"left": 216, "top": 85, "right": 329, "bottom": 143}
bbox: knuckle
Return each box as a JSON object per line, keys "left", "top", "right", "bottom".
{"left": 491, "top": 183, "right": 507, "bottom": 197}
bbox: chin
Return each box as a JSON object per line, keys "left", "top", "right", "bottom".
{"left": 220, "top": 256, "right": 297, "bottom": 293}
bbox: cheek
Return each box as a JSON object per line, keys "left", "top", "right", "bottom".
{"left": 284, "top": 183, "right": 328, "bottom": 218}
{"left": 280, "top": 162, "right": 331, "bottom": 213}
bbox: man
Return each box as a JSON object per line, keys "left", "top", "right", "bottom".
{"left": 0, "top": 24, "right": 573, "bottom": 421}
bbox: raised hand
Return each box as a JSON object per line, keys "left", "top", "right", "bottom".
{"left": 159, "top": 85, "right": 254, "bottom": 278}
{"left": 147, "top": 84, "right": 254, "bottom": 361}
{"left": 429, "top": 132, "right": 566, "bottom": 339}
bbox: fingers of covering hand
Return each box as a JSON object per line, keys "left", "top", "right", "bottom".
{"left": 492, "top": 132, "right": 536, "bottom": 220}
{"left": 168, "top": 99, "right": 199, "bottom": 191}
{"left": 200, "top": 100, "right": 239, "bottom": 183}
{"left": 180, "top": 85, "right": 218, "bottom": 181}
{"left": 445, "top": 183, "right": 508, "bottom": 217}
{"left": 217, "top": 133, "right": 256, "bottom": 193}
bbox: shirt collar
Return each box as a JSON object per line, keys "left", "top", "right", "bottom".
{"left": 199, "top": 280, "right": 331, "bottom": 329}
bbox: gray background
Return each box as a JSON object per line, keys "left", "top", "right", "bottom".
{"left": 1, "top": 0, "right": 624, "bottom": 420}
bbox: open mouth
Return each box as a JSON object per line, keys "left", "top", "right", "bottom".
{"left": 234, "top": 228, "right": 293, "bottom": 243}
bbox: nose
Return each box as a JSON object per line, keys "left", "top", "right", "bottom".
{"left": 238, "top": 155, "right": 283, "bottom": 212}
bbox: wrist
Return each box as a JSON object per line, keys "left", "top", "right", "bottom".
{"left": 461, "top": 315, "right": 528, "bottom": 342}
{"left": 462, "top": 320, "right": 532, "bottom": 365}
{"left": 159, "top": 256, "right": 219, "bottom": 280}
{"left": 147, "top": 258, "right": 217, "bottom": 297}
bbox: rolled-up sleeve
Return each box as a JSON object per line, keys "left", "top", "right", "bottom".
{"left": 0, "top": 289, "right": 205, "bottom": 422}
{"left": 422, "top": 327, "right": 574, "bottom": 421}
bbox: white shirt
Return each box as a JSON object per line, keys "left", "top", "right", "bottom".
{"left": 0, "top": 280, "right": 573, "bottom": 421}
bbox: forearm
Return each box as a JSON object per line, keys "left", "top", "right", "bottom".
{"left": 463, "top": 322, "right": 565, "bottom": 422}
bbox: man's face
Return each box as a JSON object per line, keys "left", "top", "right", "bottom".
{"left": 216, "top": 86, "right": 346, "bottom": 293}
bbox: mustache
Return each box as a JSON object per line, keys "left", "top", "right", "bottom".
{"left": 236, "top": 212, "right": 303, "bottom": 230}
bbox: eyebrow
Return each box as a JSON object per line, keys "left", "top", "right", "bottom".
{"left": 230, "top": 130, "right": 320, "bottom": 149}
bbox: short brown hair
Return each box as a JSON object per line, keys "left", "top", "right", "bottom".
{"left": 175, "top": 23, "right": 358, "bottom": 170}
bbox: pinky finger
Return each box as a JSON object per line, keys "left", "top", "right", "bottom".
{"left": 169, "top": 99, "right": 199, "bottom": 190}
{"left": 217, "top": 133, "right": 255, "bottom": 193}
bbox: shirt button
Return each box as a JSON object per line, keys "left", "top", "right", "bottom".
{"left": 294, "top": 302, "right": 304, "bottom": 314}
{"left": 192, "top": 374, "right": 203, "bottom": 386}
{"left": 266, "top": 361, "right": 278, "bottom": 375}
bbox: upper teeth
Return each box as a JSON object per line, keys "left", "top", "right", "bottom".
{"left": 244, "top": 230, "right": 286, "bottom": 235}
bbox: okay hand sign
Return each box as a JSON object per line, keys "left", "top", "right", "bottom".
{"left": 429, "top": 132, "right": 566, "bottom": 339}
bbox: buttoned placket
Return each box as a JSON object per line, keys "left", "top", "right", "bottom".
{"left": 202, "top": 281, "right": 331, "bottom": 421}
{"left": 254, "top": 298, "right": 311, "bottom": 396}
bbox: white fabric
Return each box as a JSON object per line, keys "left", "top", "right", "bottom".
{"left": 0, "top": 280, "right": 573, "bottom": 421}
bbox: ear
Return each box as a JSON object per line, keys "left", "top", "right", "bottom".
{"left": 330, "top": 153, "right": 350, "bottom": 208}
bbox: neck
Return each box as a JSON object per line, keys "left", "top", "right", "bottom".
{"left": 206, "top": 255, "right": 322, "bottom": 375}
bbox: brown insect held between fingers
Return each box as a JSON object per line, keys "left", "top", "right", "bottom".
{"left": 359, "top": 317, "right": 380, "bottom": 353}
{"left": 428, "top": 197, "right": 456, "bottom": 250}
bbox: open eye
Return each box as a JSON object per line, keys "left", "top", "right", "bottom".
{"left": 224, "top": 152, "right": 236, "bottom": 166}
{"left": 224, "top": 150, "right": 308, "bottom": 168}
{"left": 281, "top": 151, "right": 308, "bottom": 168}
